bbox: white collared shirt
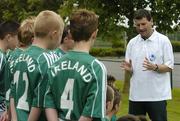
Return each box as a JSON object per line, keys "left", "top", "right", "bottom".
{"left": 125, "top": 30, "right": 174, "bottom": 101}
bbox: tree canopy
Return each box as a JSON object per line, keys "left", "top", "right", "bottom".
{"left": 0, "top": 0, "right": 179, "bottom": 40}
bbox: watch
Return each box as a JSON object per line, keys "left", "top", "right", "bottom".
{"left": 154, "top": 64, "right": 159, "bottom": 71}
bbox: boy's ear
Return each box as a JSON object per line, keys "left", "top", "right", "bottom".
{"left": 50, "top": 30, "right": 58, "bottom": 40}
{"left": 4, "top": 34, "right": 11, "bottom": 41}
{"left": 91, "top": 29, "right": 98, "bottom": 40}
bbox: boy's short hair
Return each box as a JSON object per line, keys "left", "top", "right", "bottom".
{"left": 0, "top": 21, "right": 20, "bottom": 39}
{"left": 134, "top": 9, "right": 152, "bottom": 21}
{"left": 107, "top": 75, "right": 116, "bottom": 82}
{"left": 18, "top": 17, "right": 35, "bottom": 46}
{"left": 106, "top": 85, "right": 114, "bottom": 103}
{"left": 70, "top": 9, "right": 98, "bottom": 42}
{"left": 34, "top": 10, "right": 64, "bottom": 38}
{"left": 61, "top": 25, "right": 70, "bottom": 44}
{"left": 112, "top": 88, "right": 121, "bottom": 110}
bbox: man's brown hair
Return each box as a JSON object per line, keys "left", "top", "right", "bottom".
{"left": 18, "top": 16, "right": 35, "bottom": 46}
{"left": 34, "top": 10, "right": 64, "bottom": 38}
{"left": 70, "top": 9, "right": 98, "bottom": 42}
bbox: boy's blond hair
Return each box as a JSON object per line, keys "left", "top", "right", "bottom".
{"left": 34, "top": 10, "right": 64, "bottom": 38}
{"left": 18, "top": 16, "right": 35, "bottom": 46}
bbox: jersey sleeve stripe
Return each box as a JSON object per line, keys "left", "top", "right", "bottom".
{"left": 95, "top": 59, "right": 107, "bottom": 118}
{"left": 43, "top": 53, "right": 51, "bottom": 68}
{"left": 37, "top": 55, "right": 44, "bottom": 107}
{"left": 91, "top": 59, "right": 107, "bottom": 118}
{"left": 0, "top": 54, "right": 4, "bottom": 71}
{"left": 90, "top": 60, "right": 99, "bottom": 117}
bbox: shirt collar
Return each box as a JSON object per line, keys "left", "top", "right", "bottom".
{"left": 140, "top": 29, "right": 157, "bottom": 42}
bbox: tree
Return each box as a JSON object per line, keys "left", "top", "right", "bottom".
{"left": 0, "top": 0, "right": 63, "bottom": 22}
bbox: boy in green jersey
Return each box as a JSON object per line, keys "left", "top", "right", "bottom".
{"left": 0, "top": 21, "right": 19, "bottom": 120}
{"left": 12, "top": 10, "right": 64, "bottom": 121}
{"left": 8, "top": 17, "right": 35, "bottom": 121}
{"left": 44, "top": 9, "right": 107, "bottom": 121}
{"left": 54, "top": 25, "right": 74, "bottom": 57}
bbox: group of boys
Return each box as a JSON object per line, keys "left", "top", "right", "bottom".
{"left": 0, "top": 9, "right": 109, "bottom": 121}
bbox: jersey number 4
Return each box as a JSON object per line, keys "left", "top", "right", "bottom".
{"left": 14, "top": 71, "right": 29, "bottom": 111}
{"left": 60, "top": 78, "right": 74, "bottom": 120}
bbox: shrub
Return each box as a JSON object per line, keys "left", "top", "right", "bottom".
{"left": 90, "top": 47, "right": 125, "bottom": 57}
{"left": 112, "top": 40, "right": 125, "bottom": 48}
{"left": 171, "top": 40, "right": 180, "bottom": 52}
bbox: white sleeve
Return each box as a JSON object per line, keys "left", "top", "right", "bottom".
{"left": 125, "top": 41, "right": 132, "bottom": 63}
{"left": 163, "top": 37, "right": 174, "bottom": 69}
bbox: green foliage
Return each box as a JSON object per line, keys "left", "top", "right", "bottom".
{"left": 171, "top": 40, "right": 180, "bottom": 52}
{"left": 112, "top": 40, "right": 125, "bottom": 48}
{"left": 0, "top": 0, "right": 63, "bottom": 21}
{"left": 0, "top": 0, "right": 179, "bottom": 44}
{"left": 90, "top": 47, "right": 125, "bottom": 57}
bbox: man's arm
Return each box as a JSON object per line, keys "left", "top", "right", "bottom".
{"left": 143, "top": 57, "right": 172, "bottom": 73}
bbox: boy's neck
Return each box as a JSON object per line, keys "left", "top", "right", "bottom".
{"left": 59, "top": 44, "right": 68, "bottom": 52}
{"left": 0, "top": 40, "right": 7, "bottom": 52}
{"left": 73, "top": 40, "right": 92, "bottom": 53}
{"left": 32, "top": 37, "right": 49, "bottom": 50}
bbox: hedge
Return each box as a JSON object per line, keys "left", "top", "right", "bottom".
{"left": 171, "top": 41, "right": 180, "bottom": 52}
{"left": 90, "top": 47, "right": 125, "bottom": 57}
{"left": 90, "top": 40, "right": 180, "bottom": 57}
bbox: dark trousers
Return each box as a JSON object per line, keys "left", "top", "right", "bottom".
{"left": 129, "top": 100, "right": 167, "bottom": 121}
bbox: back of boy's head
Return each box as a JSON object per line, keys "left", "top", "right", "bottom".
{"left": 107, "top": 74, "right": 116, "bottom": 87}
{"left": 34, "top": 10, "right": 64, "bottom": 38}
{"left": 0, "top": 21, "right": 20, "bottom": 40}
{"left": 18, "top": 17, "right": 35, "bottom": 46}
{"left": 107, "top": 85, "right": 114, "bottom": 103}
{"left": 70, "top": 9, "right": 98, "bottom": 42}
{"left": 112, "top": 88, "right": 121, "bottom": 110}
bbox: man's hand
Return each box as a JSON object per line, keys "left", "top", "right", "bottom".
{"left": 120, "top": 59, "right": 133, "bottom": 73}
{"left": 143, "top": 57, "right": 156, "bottom": 71}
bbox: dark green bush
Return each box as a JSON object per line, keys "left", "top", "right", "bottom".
{"left": 112, "top": 40, "right": 125, "bottom": 48}
{"left": 90, "top": 47, "right": 125, "bottom": 57}
{"left": 171, "top": 41, "right": 180, "bottom": 52}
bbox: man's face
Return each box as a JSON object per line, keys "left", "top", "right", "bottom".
{"left": 134, "top": 17, "right": 153, "bottom": 39}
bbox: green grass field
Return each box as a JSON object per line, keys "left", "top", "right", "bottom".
{"left": 114, "top": 81, "right": 180, "bottom": 121}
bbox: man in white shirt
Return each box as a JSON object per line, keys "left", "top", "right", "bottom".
{"left": 121, "top": 9, "right": 174, "bottom": 121}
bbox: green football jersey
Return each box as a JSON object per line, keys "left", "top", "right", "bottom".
{"left": 44, "top": 51, "right": 107, "bottom": 121}
{"left": 4, "top": 48, "right": 24, "bottom": 106}
{"left": 0, "top": 49, "right": 6, "bottom": 104}
{"left": 12, "top": 45, "right": 60, "bottom": 121}
{"left": 53, "top": 48, "right": 66, "bottom": 58}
